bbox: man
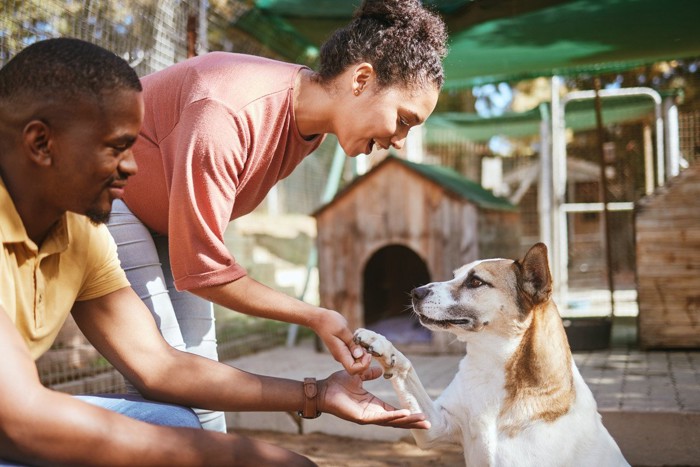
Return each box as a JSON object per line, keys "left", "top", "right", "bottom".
{"left": 0, "top": 38, "right": 428, "bottom": 466}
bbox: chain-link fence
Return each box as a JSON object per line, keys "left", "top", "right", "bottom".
{"left": 1, "top": 0, "right": 204, "bottom": 74}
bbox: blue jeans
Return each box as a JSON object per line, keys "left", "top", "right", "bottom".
{"left": 106, "top": 200, "right": 226, "bottom": 432}
{"left": 76, "top": 394, "right": 202, "bottom": 427}
{"left": 0, "top": 394, "right": 201, "bottom": 465}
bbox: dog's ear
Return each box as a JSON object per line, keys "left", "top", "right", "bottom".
{"left": 517, "top": 243, "right": 552, "bottom": 304}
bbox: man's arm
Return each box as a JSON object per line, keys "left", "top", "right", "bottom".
{"left": 72, "top": 286, "right": 308, "bottom": 412}
{"left": 191, "top": 276, "right": 372, "bottom": 374}
{"left": 72, "top": 286, "right": 429, "bottom": 426}
{"left": 0, "top": 304, "right": 313, "bottom": 466}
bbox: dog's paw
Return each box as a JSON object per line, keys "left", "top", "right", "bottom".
{"left": 353, "top": 328, "right": 406, "bottom": 379}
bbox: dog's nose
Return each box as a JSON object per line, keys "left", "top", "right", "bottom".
{"left": 412, "top": 286, "right": 431, "bottom": 300}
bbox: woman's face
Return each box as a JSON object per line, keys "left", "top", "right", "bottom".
{"left": 335, "top": 69, "right": 440, "bottom": 157}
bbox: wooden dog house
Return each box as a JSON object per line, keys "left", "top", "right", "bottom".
{"left": 313, "top": 156, "right": 520, "bottom": 352}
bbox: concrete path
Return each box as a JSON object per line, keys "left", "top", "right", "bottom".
{"left": 224, "top": 332, "right": 700, "bottom": 467}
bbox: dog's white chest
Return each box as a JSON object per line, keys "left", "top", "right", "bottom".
{"left": 447, "top": 362, "right": 628, "bottom": 466}
{"left": 438, "top": 360, "right": 506, "bottom": 463}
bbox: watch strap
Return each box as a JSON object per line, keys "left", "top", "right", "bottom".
{"left": 298, "top": 377, "right": 321, "bottom": 419}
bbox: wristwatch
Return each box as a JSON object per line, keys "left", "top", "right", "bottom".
{"left": 298, "top": 377, "right": 322, "bottom": 419}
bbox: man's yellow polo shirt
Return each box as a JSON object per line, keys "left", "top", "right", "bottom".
{"left": 0, "top": 177, "right": 129, "bottom": 360}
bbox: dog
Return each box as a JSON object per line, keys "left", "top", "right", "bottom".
{"left": 354, "top": 243, "right": 629, "bottom": 466}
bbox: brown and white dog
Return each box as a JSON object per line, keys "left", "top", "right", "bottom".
{"left": 354, "top": 243, "right": 629, "bottom": 466}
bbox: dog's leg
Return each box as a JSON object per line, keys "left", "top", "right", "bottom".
{"left": 353, "top": 328, "right": 459, "bottom": 448}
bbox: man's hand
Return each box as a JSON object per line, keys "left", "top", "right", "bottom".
{"left": 313, "top": 309, "right": 371, "bottom": 375}
{"left": 316, "top": 368, "right": 430, "bottom": 430}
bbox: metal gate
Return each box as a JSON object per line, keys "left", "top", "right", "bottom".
{"left": 549, "top": 81, "right": 681, "bottom": 317}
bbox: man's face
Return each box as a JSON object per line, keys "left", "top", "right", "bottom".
{"left": 48, "top": 89, "right": 144, "bottom": 223}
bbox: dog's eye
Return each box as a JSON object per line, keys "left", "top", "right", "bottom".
{"left": 467, "top": 277, "right": 484, "bottom": 288}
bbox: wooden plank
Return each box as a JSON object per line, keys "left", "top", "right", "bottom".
{"left": 640, "top": 336, "right": 700, "bottom": 349}
{"left": 639, "top": 325, "right": 700, "bottom": 338}
{"left": 637, "top": 271, "right": 700, "bottom": 282}
{"left": 636, "top": 230, "right": 700, "bottom": 243}
{"left": 636, "top": 218, "right": 700, "bottom": 229}
{"left": 637, "top": 203, "right": 699, "bottom": 213}
{"left": 638, "top": 297, "right": 700, "bottom": 307}
{"left": 638, "top": 314, "right": 700, "bottom": 326}
{"left": 638, "top": 303, "right": 700, "bottom": 315}
{"left": 636, "top": 250, "right": 700, "bottom": 259}
{"left": 636, "top": 250, "right": 700, "bottom": 261}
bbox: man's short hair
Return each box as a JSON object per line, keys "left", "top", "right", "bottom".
{"left": 0, "top": 37, "right": 142, "bottom": 105}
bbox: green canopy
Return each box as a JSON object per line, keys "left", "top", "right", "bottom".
{"left": 239, "top": 0, "right": 472, "bottom": 56}
{"left": 443, "top": 0, "right": 700, "bottom": 88}
{"left": 232, "top": 0, "right": 700, "bottom": 88}
{"left": 425, "top": 93, "right": 660, "bottom": 142}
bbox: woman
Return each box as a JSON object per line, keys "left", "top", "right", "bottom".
{"left": 108, "top": 0, "right": 448, "bottom": 431}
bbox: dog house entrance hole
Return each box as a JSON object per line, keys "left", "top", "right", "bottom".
{"left": 362, "top": 244, "right": 431, "bottom": 344}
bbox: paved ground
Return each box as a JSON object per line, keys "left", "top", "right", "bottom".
{"left": 234, "top": 428, "right": 465, "bottom": 466}
{"left": 223, "top": 320, "right": 700, "bottom": 467}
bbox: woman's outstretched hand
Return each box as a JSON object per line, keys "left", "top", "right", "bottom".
{"left": 317, "top": 367, "right": 430, "bottom": 430}
{"left": 313, "top": 309, "right": 372, "bottom": 375}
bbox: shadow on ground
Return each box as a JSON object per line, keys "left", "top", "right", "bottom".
{"left": 234, "top": 429, "right": 464, "bottom": 466}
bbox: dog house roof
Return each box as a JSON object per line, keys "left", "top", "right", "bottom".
{"left": 313, "top": 155, "right": 516, "bottom": 217}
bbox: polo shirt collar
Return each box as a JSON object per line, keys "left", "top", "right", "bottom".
{"left": 0, "top": 175, "right": 69, "bottom": 255}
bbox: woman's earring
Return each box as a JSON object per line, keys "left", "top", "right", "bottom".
{"left": 354, "top": 89, "right": 360, "bottom": 96}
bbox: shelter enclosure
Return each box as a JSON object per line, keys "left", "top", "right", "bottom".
{"left": 8, "top": 0, "right": 700, "bottom": 391}
{"left": 234, "top": 0, "right": 700, "bottom": 323}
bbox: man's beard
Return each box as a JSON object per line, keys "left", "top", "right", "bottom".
{"left": 86, "top": 208, "right": 111, "bottom": 225}
{"left": 86, "top": 177, "right": 120, "bottom": 225}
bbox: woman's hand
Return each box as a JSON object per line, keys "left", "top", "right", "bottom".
{"left": 193, "top": 278, "right": 370, "bottom": 374}
{"left": 312, "top": 309, "right": 371, "bottom": 375}
{"left": 317, "top": 368, "right": 430, "bottom": 430}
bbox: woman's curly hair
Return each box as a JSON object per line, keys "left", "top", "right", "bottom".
{"left": 316, "top": 0, "right": 448, "bottom": 91}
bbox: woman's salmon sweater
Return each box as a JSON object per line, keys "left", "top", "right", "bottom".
{"left": 123, "top": 52, "right": 324, "bottom": 291}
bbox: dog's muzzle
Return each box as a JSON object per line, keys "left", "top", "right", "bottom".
{"left": 412, "top": 286, "right": 479, "bottom": 330}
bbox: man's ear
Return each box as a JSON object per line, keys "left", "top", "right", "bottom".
{"left": 23, "top": 120, "right": 53, "bottom": 167}
{"left": 519, "top": 242, "right": 553, "bottom": 304}
{"left": 352, "top": 62, "right": 374, "bottom": 95}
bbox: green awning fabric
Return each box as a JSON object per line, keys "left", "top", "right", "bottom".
{"left": 443, "top": 0, "right": 700, "bottom": 88}
{"left": 425, "top": 93, "right": 660, "bottom": 142}
{"left": 234, "top": 0, "right": 474, "bottom": 64}
{"left": 232, "top": 0, "right": 700, "bottom": 88}
{"left": 427, "top": 108, "right": 546, "bottom": 141}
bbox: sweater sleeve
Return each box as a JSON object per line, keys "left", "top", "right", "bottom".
{"left": 162, "top": 99, "right": 248, "bottom": 291}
